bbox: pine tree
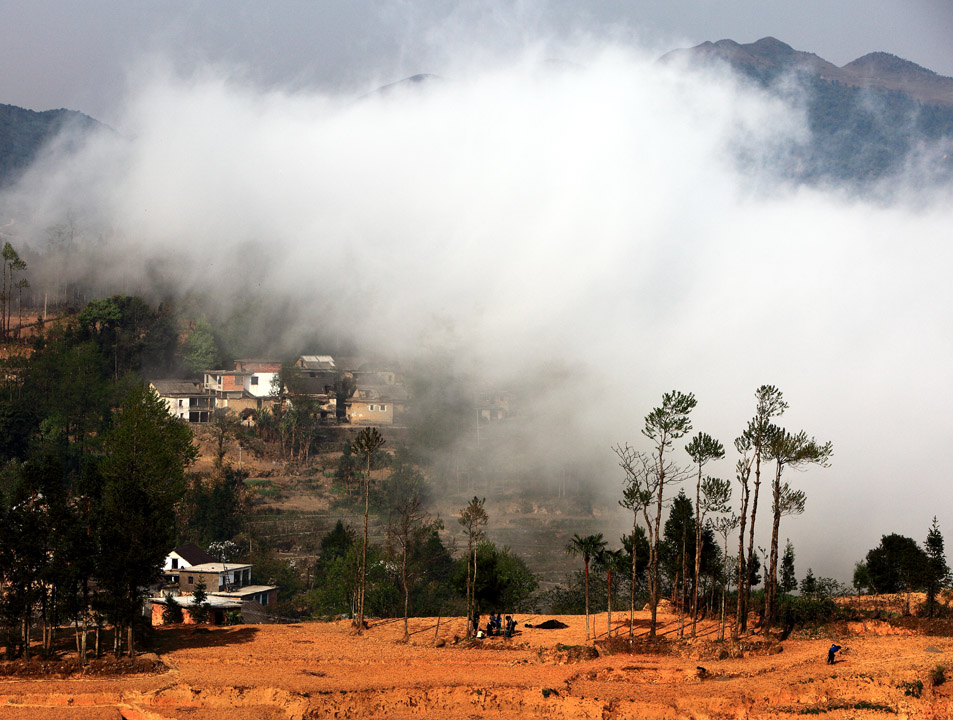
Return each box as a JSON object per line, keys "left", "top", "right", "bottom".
{"left": 924, "top": 517, "right": 950, "bottom": 618}
{"left": 190, "top": 580, "right": 211, "bottom": 624}
{"left": 162, "top": 592, "right": 184, "bottom": 624}
{"left": 459, "top": 497, "right": 488, "bottom": 637}
{"left": 351, "top": 427, "right": 385, "bottom": 634}
{"left": 641, "top": 390, "right": 696, "bottom": 637}
{"left": 685, "top": 432, "right": 725, "bottom": 637}
{"left": 779, "top": 540, "right": 797, "bottom": 594}
{"left": 801, "top": 568, "right": 818, "bottom": 597}
{"left": 95, "top": 384, "right": 197, "bottom": 656}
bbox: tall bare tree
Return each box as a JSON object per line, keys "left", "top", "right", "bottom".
{"left": 619, "top": 455, "right": 652, "bottom": 636}
{"left": 566, "top": 533, "right": 607, "bottom": 641}
{"left": 692, "top": 476, "right": 731, "bottom": 634}
{"left": 385, "top": 463, "right": 430, "bottom": 640}
{"left": 458, "top": 496, "right": 487, "bottom": 637}
{"left": 616, "top": 445, "right": 663, "bottom": 636}
{"left": 351, "top": 426, "right": 385, "bottom": 634}
{"left": 641, "top": 390, "right": 696, "bottom": 637}
{"left": 596, "top": 547, "right": 626, "bottom": 639}
{"left": 685, "top": 432, "right": 725, "bottom": 637}
{"left": 732, "top": 434, "right": 753, "bottom": 639}
{"left": 740, "top": 385, "right": 787, "bottom": 633}
{"left": 711, "top": 513, "right": 740, "bottom": 641}
{"left": 1, "top": 243, "right": 26, "bottom": 340}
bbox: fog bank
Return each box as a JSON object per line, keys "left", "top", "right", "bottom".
{"left": 4, "top": 41, "right": 953, "bottom": 581}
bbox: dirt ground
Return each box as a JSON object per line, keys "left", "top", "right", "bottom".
{"left": 0, "top": 609, "right": 950, "bottom": 719}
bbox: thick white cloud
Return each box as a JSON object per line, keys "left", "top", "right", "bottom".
{"left": 5, "top": 40, "right": 953, "bottom": 581}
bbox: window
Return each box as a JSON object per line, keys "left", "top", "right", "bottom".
{"left": 171, "top": 558, "right": 179, "bottom": 569}
{"left": 379, "top": 405, "right": 387, "bottom": 412}
{"left": 251, "top": 376, "right": 259, "bottom": 385}
{"left": 188, "top": 576, "right": 194, "bottom": 584}
{"left": 368, "top": 404, "right": 376, "bottom": 411}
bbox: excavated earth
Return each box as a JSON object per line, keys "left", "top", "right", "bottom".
{"left": 0, "top": 611, "right": 952, "bottom": 719}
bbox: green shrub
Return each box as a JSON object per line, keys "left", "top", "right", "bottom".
{"left": 931, "top": 665, "right": 946, "bottom": 687}
{"left": 898, "top": 679, "right": 923, "bottom": 698}
{"left": 161, "top": 592, "right": 184, "bottom": 624}
{"left": 778, "top": 596, "right": 842, "bottom": 634}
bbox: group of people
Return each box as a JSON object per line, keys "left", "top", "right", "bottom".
{"left": 474, "top": 612, "right": 518, "bottom": 639}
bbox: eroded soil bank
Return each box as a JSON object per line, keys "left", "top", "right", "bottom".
{"left": 0, "top": 612, "right": 951, "bottom": 719}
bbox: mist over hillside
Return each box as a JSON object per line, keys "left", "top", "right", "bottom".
{"left": 0, "top": 104, "right": 105, "bottom": 187}
{"left": 1, "top": 35, "right": 952, "bottom": 582}
{"left": 3, "top": 37, "right": 953, "bottom": 192}
{"left": 660, "top": 36, "right": 953, "bottom": 188}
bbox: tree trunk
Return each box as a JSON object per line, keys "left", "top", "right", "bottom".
{"left": 650, "top": 446, "right": 665, "bottom": 638}
{"left": 22, "top": 615, "right": 29, "bottom": 660}
{"left": 584, "top": 561, "right": 590, "bottom": 641}
{"left": 765, "top": 468, "right": 783, "bottom": 633}
{"left": 80, "top": 612, "right": 88, "bottom": 666}
{"left": 465, "top": 540, "right": 473, "bottom": 637}
{"left": 679, "top": 526, "right": 687, "bottom": 638}
{"left": 472, "top": 550, "right": 479, "bottom": 635}
{"left": 733, "top": 480, "right": 750, "bottom": 640}
{"left": 743, "top": 442, "right": 765, "bottom": 633}
{"left": 720, "top": 535, "right": 730, "bottom": 641}
{"left": 607, "top": 569, "right": 613, "bottom": 639}
{"left": 629, "top": 515, "right": 637, "bottom": 638}
{"left": 692, "top": 470, "right": 702, "bottom": 638}
{"left": 358, "top": 456, "right": 370, "bottom": 634}
{"left": 402, "top": 540, "right": 409, "bottom": 640}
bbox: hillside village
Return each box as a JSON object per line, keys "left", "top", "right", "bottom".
{"left": 4, "top": 14, "right": 953, "bottom": 716}
{"left": 150, "top": 355, "right": 410, "bottom": 426}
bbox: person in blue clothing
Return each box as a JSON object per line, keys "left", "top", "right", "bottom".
{"left": 827, "top": 643, "right": 841, "bottom": 664}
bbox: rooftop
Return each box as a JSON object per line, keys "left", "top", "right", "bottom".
{"left": 150, "top": 380, "right": 207, "bottom": 396}
{"left": 186, "top": 562, "right": 253, "bottom": 573}
{"left": 169, "top": 543, "right": 216, "bottom": 567}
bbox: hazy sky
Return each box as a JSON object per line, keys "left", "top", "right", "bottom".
{"left": 1, "top": 1, "right": 952, "bottom": 122}
{"left": 2, "top": 2, "right": 953, "bottom": 584}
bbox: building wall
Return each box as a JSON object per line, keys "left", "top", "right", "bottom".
{"left": 235, "top": 361, "right": 281, "bottom": 374}
{"left": 215, "top": 395, "right": 259, "bottom": 415}
{"left": 160, "top": 396, "right": 189, "bottom": 420}
{"left": 245, "top": 372, "right": 277, "bottom": 398}
{"left": 348, "top": 401, "right": 394, "bottom": 425}
{"left": 180, "top": 570, "right": 226, "bottom": 593}
{"left": 205, "top": 373, "right": 247, "bottom": 393}
{"left": 151, "top": 602, "right": 231, "bottom": 626}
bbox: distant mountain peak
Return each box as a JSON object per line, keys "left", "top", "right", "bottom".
{"left": 660, "top": 36, "right": 953, "bottom": 107}
{"left": 748, "top": 36, "right": 795, "bottom": 55}
{"left": 844, "top": 51, "right": 939, "bottom": 80}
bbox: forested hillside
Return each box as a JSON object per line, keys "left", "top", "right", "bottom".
{"left": 0, "top": 103, "right": 104, "bottom": 186}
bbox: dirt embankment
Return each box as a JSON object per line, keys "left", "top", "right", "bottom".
{"left": 1, "top": 612, "right": 953, "bottom": 719}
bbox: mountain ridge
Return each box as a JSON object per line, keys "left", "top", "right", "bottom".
{"left": 660, "top": 36, "right": 953, "bottom": 107}
{"left": 0, "top": 103, "right": 105, "bottom": 187}
{"left": 2, "top": 37, "right": 952, "bottom": 190}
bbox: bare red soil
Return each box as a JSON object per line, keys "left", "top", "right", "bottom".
{"left": 0, "top": 608, "right": 951, "bottom": 719}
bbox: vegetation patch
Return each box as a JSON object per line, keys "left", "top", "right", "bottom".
{"left": 931, "top": 664, "right": 946, "bottom": 687}
{"left": 0, "top": 655, "right": 168, "bottom": 678}
{"left": 538, "top": 644, "right": 599, "bottom": 663}
{"left": 791, "top": 699, "right": 896, "bottom": 714}
{"left": 898, "top": 679, "right": 923, "bottom": 698}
